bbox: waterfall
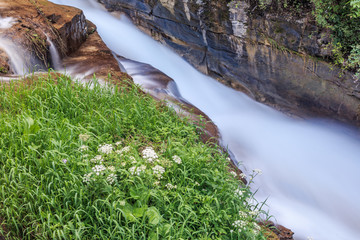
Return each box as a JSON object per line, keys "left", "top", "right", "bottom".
{"left": 0, "top": 37, "right": 30, "bottom": 75}
{"left": 46, "top": 36, "right": 62, "bottom": 70}
{"left": 49, "top": 1, "right": 360, "bottom": 239}
{"left": 0, "top": 16, "right": 29, "bottom": 75}
{"left": 0, "top": 16, "right": 16, "bottom": 29}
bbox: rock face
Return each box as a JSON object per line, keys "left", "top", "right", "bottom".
{"left": 100, "top": 0, "right": 360, "bottom": 126}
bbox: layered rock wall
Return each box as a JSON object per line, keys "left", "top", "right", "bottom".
{"left": 100, "top": 0, "right": 360, "bottom": 125}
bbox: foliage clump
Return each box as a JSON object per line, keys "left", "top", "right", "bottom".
{"left": 0, "top": 74, "right": 267, "bottom": 239}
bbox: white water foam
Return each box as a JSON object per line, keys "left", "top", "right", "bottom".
{"left": 0, "top": 16, "right": 16, "bottom": 29}
{"left": 49, "top": 1, "right": 360, "bottom": 239}
{"left": 0, "top": 37, "right": 30, "bottom": 75}
{"left": 46, "top": 36, "right": 62, "bottom": 70}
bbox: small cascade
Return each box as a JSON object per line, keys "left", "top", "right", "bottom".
{"left": 0, "top": 16, "right": 43, "bottom": 75}
{"left": 46, "top": 36, "right": 62, "bottom": 70}
{"left": 0, "top": 37, "right": 30, "bottom": 75}
{"left": 0, "top": 16, "right": 16, "bottom": 29}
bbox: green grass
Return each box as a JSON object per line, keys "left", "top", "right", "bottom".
{"left": 0, "top": 73, "right": 267, "bottom": 239}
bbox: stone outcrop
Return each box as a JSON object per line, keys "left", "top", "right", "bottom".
{"left": 99, "top": 0, "right": 360, "bottom": 126}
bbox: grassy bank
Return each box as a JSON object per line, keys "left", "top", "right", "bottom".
{"left": 0, "top": 73, "right": 266, "bottom": 239}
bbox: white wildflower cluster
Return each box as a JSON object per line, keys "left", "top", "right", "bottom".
{"left": 129, "top": 165, "right": 146, "bottom": 176}
{"left": 115, "top": 141, "right": 122, "bottom": 146}
{"left": 92, "top": 164, "right": 106, "bottom": 175}
{"left": 226, "top": 157, "right": 231, "bottom": 161}
{"left": 153, "top": 181, "right": 160, "bottom": 186}
{"left": 230, "top": 171, "right": 237, "bottom": 178}
{"left": 83, "top": 172, "right": 93, "bottom": 183}
{"left": 153, "top": 165, "right": 165, "bottom": 179}
{"left": 239, "top": 173, "right": 246, "bottom": 179}
{"left": 232, "top": 220, "right": 246, "bottom": 229}
{"left": 238, "top": 211, "right": 248, "bottom": 218}
{"left": 107, "top": 166, "right": 116, "bottom": 172}
{"left": 235, "top": 188, "right": 244, "bottom": 198}
{"left": 165, "top": 183, "right": 177, "bottom": 190}
{"left": 79, "top": 145, "right": 89, "bottom": 152}
{"left": 246, "top": 197, "right": 256, "bottom": 206}
{"left": 142, "top": 147, "right": 158, "bottom": 163}
{"left": 98, "top": 144, "right": 113, "bottom": 154}
{"left": 252, "top": 169, "right": 262, "bottom": 175}
{"left": 172, "top": 155, "right": 182, "bottom": 164}
{"left": 116, "top": 146, "right": 130, "bottom": 155}
{"left": 107, "top": 173, "right": 117, "bottom": 185}
{"left": 90, "top": 155, "right": 104, "bottom": 163}
{"left": 252, "top": 223, "right": 261, "bottom": 235}
{"left": 249, "top": 210, "right": 259, "bottom": 217}
{"left": 129, "top": 156, "right": 137, "bottom": 164}
{"left": 79, "top": 134, "right": 91, "bottom": 141}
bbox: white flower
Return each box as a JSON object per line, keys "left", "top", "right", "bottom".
{"left": 249, "top": 210, "right": 259, "bottom": 216}
{"left": 195, "top": 182, "right": 200, "bottom": 186}
{"left": 79, "top": 134, "right": 90, "bottom": 141}
{"left": 153, "top": 165, "right": 165, "bottom": 178}
{"left": 90, "top": 155, "right": 104, "bottom": 163}
{"left": 154, "top": 181, "right": 160, "bottom": 186}
{"left": 142, "top": 147, "right": 158, "bottom": 163}
{"left": 239, "top": 173, "right": 246, "bottom": 179}
{"left": 83, "top": 172, "right": 93, "bottom": 183}
{"left": 235, "top": 188, "right": 244, "bottom": 197}
{"left": 107, "top": 166, "right": 116, "bottom": 172}
{"left": 232, "top": 220, "right": 246, "bottom": 229}
{"left": 172, "top": 155, "right": 182, "bottom": 164}
{"left": 226, "top": 157, "right": 231, "bottom": 161}
{"left": 115, "top": 141, "right": 122, "bottom": 146}
{"left": 129, "top": 156, "right": 137, "bottom": 164}
{"left": 115, "top": 146, "right": 130, "bottom": 155}
{"left": 98, "top": 144, "right": 113, "bottom": 154}
{"left": 119, "top": 200, "right": 126, "bottom": 206}
{"left": 238, "top": 211, "right": 248, "bottom": 218}
{"left": 107, "top": 173, "right": 117, "bottom": 184}
{"left": 253, "top": 169, "right": 263, "bottom": 175}
{"left": 92, "top": 164, "right": 106, "bottom": 175}
{"left": 230, "top": 171, "right": 237, "bottom": 177}
{"left": 129, "top": 165, "right": 146, "bottom": 175}
{"left": 79, "top": 145, "right": 89, "bottom": 152}
{"left": 252, "top": 223, "right": 261, "bottom": 235}
{"left": 165, "top": 183, "right": 177, "bottom": 190}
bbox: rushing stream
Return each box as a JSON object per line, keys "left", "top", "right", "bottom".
{"left": 47, "top": 0, "right": 360, "bottom": 239}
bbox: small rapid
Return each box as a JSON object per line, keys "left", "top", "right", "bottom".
{"left": 49, "top": 1, "right": 360, "bottom": 239}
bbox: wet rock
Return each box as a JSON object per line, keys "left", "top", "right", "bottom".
{"left": 0, "top": 49, "right": 11, "bottom": 75}
{"left": 261, "top": 221, "right": 294, "bottom": 240}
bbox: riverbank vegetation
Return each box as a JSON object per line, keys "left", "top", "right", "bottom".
{"left": 248, "top": 0, "right": 360, "bottom": 79}
{"left": 0, "top": 73, "right": 267, "bottom": 239}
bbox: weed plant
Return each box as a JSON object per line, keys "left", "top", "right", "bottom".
{"left": 0, "top": 74, "right": 266, "bottom": 239}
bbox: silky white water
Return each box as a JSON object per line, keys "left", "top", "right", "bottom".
{"left": 46, "top": 36, "right": 62, "bottom": 70}
{"left": 50, "top": 1, "right": 360, "bottom": 239}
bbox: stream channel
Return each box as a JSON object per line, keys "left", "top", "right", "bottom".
{"left": 46, "top": 0, "right": 360, "bottom": 239}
